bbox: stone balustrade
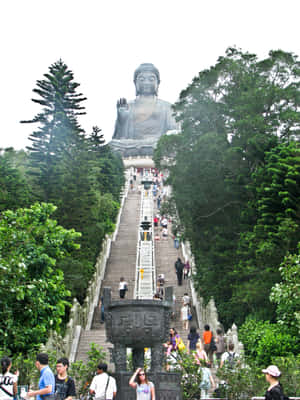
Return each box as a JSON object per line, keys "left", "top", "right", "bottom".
{"left": 181, "top": 240, "right": 243, "bottom": 353}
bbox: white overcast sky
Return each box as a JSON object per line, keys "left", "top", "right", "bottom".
{"left": 1, "top": 0, "right": 299, "bottom": 150}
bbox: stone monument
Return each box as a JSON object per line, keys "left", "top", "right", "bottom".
{"left": 109, "top": 63, "right": 178, "bottom": 157}
{"left": 103, "top": 287, "right": 182, "bottom": 400}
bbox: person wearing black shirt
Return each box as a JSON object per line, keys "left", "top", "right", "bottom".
{"left": 262, "top": 365, "right": 286, "bottom": 400}
{"left": 55, "top": 358, "right": 76, "bottom": 400}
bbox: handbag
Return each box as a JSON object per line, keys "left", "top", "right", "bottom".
{"left": 176, "top": 336, "right": 186, "bottom": 351}
{"left": 210, "top": 336, "right": 217, "bottom": 351}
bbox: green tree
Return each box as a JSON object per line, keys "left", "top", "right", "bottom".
{"left": 155, "top": 47, "right": 300, "bottom": 327}
{"left": 239, "top": 317, "right": 300, "bottom": 366}
{"left": 233, "top": 141, "right": 300, "bottom": 321}
{"left": 21, "top": 62, "right": 124, "bottom": 303}
{"left": 270, "top": 245, "right": 300, "bottom": 334}
{"left": 0, "top": 148, "right": 31, "bottom": 211}
{"left": 86, "top": 126, "right": 125, "bottom": 201}
{"left": 21, "top": 59, "right": 87, "bottom": 202}
{"left": 54, "top": 128, "right": 122, "bottom": 301}
{"left": 0, "top": 202, "right": 80, "bottom": 353}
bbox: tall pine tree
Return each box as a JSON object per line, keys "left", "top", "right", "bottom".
{"left": 21, "top": 59, "right": 87, "bottom": 201}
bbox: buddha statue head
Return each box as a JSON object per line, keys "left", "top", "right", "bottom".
{"left": 134, "top": 63, "right": 160, "bottom": 96}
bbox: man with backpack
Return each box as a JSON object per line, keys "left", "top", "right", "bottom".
{"left": 220, "top": 342, "right": 240, "bottom": 369}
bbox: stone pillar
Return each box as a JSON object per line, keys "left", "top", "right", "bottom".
{"left": 151, "top": 344, "right": 164, "bottom": 372}
{"left": 112, "top": 343, "right": 127, "bottom": 372}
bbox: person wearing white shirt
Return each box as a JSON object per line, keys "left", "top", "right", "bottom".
{"left": 89, "top": 363, "right": 116, "bottom": 400}
{"left": 0, "top": 357, "right": 18, "bottom": 400}
{"left": 220, "top": 343, "right": 240, "bottom": 368}
{"left": 119, "top": 277, "right": 128, "bottom": 299}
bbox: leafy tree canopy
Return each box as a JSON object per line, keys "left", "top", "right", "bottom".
{"left": 155, "top": 47, "right": 300, "bottom": 327}
{"left": 270, "top": 245, "right": 300, "bottom": 334}
{"left": 0, "top": 202, "right": 81, "bottom": 353}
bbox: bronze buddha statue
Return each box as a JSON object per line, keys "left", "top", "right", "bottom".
{"left": 110, "top": 63, "right": 178, "bottom": 157}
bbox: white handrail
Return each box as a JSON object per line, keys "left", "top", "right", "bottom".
{"left": 134, "top": 175, "right": 156, "bottom": 299}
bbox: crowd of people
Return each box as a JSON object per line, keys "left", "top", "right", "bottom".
{"left": 0, "top": 354, "right": 77, "bottom": 400}
{"left": 0, "top": 347, "right": 288, "bottom": 400}
{"left": 161, "top": 325, "right": 288, "bottom": 400}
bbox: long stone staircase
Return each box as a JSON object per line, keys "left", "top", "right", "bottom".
{"left": 75, "top": 177, "right": 198, "bottom": 366}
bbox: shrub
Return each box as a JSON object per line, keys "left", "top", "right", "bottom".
{"left": 239, "top": 317, "right": 300, "bottom": 365}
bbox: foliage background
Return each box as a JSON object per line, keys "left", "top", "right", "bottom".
{"left": 0, "top": 60, "right": 124, "bottom": 355}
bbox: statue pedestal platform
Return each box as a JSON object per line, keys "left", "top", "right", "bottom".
{"left": 123, "top": 156, "right": 155, "bottom": 169}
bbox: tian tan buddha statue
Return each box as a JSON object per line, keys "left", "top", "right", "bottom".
{"left": 109, "top": 63, "right": 178, "bottom": 157}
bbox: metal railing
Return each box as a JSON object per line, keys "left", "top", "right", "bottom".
{"left": 134, "top": 177, "right": 156, "bottom": 299}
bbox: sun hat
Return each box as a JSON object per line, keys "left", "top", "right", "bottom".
{"left": 262, "top": 365, "right": 281, "bottom": 377}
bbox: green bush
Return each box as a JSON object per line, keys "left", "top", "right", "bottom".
{"left": 166, "top": 350, "right": 202, "bottom": 400}
{"left": 217, "top": 362, "right": 265, "bottom": 400}
{"left": 239, "top": 317, "right": 300, "bottom": 366}
{"left": 273, "top": 354, "right": 300, "bottom": 397}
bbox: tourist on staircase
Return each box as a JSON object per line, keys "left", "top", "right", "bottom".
{"left": 98, "top": 295, "right": 105, "bottom": 324}
{"left": 161, "top": 216, "right": 168, "bottom": 229}
{"left": 156, "top": 195, "right": 161, "bottom": 209}
{"left": 202, "top": 325, "right": 214, "bottom": 366}
{"left": 181, "top": 302, "right": 190, "bottom": 331}
{"left": 183, "top": 260, "right": 191, "bottom": 279}
{"left": 199, "top": 362, "right": 215, "bottom": 399}
{"left": 215, "top": 328, "right": 225, "bottom": 367}
{"left": 161, "top": 226, "right": 168, "bottom": 240}
{"left": 194, "top": 340, "right": 209, "bottom": 364}
{"left": 119, "top": 277, "right": 128, "bottom": 299}
{"left": 155, "top": 281, "right": 164, "bottom": 300}
{"left": 182, "top": 293, "right": 190, "bottom": 306}
{"left": 165, "top": 328, "right": 184, "bottom": 354}
{"left": 174, "top": 257, "right": 184, "bottom": 286}
{"left": 220, "top": 342, "right": 240, "bottom": 369}
{"left": 187, "top": 326, "right": 200, "bottom": 354}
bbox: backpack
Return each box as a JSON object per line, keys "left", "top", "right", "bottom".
{"left": 225, "top": 352, "right": 236, "bottom": 368}
{"left": 209, "top": 336, "right": 217, "bottom": 352}
{"left": 55, "top": 376, "right": 69, "bottom": 400}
